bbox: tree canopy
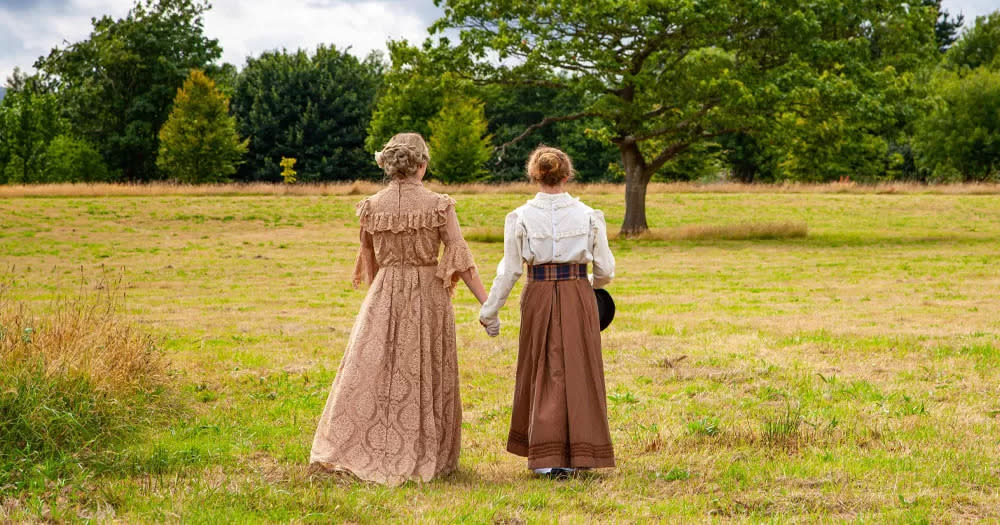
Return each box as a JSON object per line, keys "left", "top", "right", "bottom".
{"left": 430, "top": 0, "right": 939, "bottom": 233}
{"left": 428, "top": 93, "right": 493, "bottom": 183}
{"left": 157, "top": 70, "right": 248, "bottom": 183}
{"left": 35, "top": 0, "right": 221, "bottom": 181}
{"left": 913, "top": 12, "right": 1000, "bottom": 181}
{"left": 1, "top": 0, "right": 994, "bottom": 191}
{"left": 367, "top": 41, "right": 619, "bottom": 183}
{"left": 944, "top": 11, "right": 1000, "bottom": 71}
{"left": 0, "top": 71, "right": 64, "bottom": 183}
{"left": 231, "top": 46, "right": 382, "bottom": 182}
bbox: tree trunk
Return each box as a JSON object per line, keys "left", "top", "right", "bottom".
{"left": 620, "top": 141, "right": 649, "bottom": 237}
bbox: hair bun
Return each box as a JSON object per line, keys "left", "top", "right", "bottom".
{"left": 537, "top": 152, "right": 561, "bottom": 175}
{"left": 377, "top": 133, "right": 430, "bottom": 180}
{"left": 526, "top": 146, "right": 574, "bottom": 186}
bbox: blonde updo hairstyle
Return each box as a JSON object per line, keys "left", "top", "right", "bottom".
{"left": 375, "top": 133, "right": 430, "bottom": 180}
{"left": 526, "top": 146, "right": 574, "bottom": 187}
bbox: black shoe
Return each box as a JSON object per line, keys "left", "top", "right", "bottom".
{"left": 549, "top": 468, "right": 574, "bottom": 480}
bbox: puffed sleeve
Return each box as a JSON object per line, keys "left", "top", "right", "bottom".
{"left": 590, "top": 210, "right": 615, "bottom": 289}
{"left": 352, "top": 228, "right": 378, "bottom": 289}
{"left": 479, "top": 211, "right": 524, "bottom": 323}
{"left": 436, "top": 197, "right": 477, "bottom": 295}
{"left": 352, "top": 198, "right": 378, "bottom": 288}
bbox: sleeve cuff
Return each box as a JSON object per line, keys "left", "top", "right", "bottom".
{"left": 436, "top": 241, "right": 476, "bottom": 295}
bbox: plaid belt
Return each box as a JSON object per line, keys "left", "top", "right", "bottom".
{"left": 527, "top": 263, "right": 588, "bottom": 281}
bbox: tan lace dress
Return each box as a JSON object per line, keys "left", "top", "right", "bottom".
{"left": 309, "top": 179, "right": 476, "bottom": 486}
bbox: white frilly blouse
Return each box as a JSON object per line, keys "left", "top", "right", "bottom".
{"left": 479, "top": 192, "right": 615, "bottom": 325}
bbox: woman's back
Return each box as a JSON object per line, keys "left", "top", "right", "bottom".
{"left": 358, "top": 180, "right": 454, "bottom": 267}
{"left": 311, "top": 133, "right": 484, "bottom": 486}
{"left": 353, "top": 179, "right": 474, "bottom": 293}
{"left": 507, "top": 192, "right": 612, "bottom": 271}
{"left": 479, "top": 146, "right": 616, "bottom": 475}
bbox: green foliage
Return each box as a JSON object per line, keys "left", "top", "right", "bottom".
{"left": 0, "top": 1, "right": 966, "bottom": 187}
{"left": 157, "top": 69, "right": 248, "bottom": 183}
{"left": 0, "top": 71, "right": 64, "bottom": 184}
{"left": 428, "top": 94, "right": 492, "bottom": 183}
{"left": 481, "top": 82, "right": 619, "bottom": 182}
{"left": 35, "top": 0, "right": 222, "bottom": 180}
{"left": 650, "top": 142, "right": 724, "bottom": 183}
{"left": 365, "top": 41, "right": 443, "bottom": 154}
{"left": 205, "top": 62, "right": 239, "bottom": 98}
{"left": 743, "top": 3, "right": 939, "bottom": 183}
{"left": 923, "top": 0, "right": 965, "bottom": 53}
{"left": 280, "top": 157, "right": 297, "bottom": 184}
{"left": 44, "top": 135, "right": 113, "bottom": 183}
{"left": 231, "top": 46, "right": 382, "bottom": 182}
{"left": 368, "top": 42, "right": 618, "bottom": 182}
{"left": 718, "top": 133, "right": 779, "bottom": 183}
{"left": 686, "top": 417, "right": 721, "bottom": 437}
{"left": 914, "top": 11, "right": 1000, "bottom": 181}
{"left": 945, "top": 11, "right": 1000, "bottom": 71}
{"left": 431, "top": 0, "right": 939, "bottom": 231}
{"left": 913, "top": 68, "right": 1000, "bottom": 181}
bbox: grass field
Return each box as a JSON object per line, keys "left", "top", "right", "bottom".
{"left": 2, "top": 187, "right": 1000, "bottom": 522}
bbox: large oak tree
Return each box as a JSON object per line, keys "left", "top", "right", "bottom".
{"left": 431, "top": 0, "right": 937, "bottom": 234}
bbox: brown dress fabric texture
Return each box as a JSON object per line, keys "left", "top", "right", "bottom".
{"left": 310, "top": 180, "right": 476, "bottom": 486}
{"left": 507, "top": 277, "right": 615, "bottom": 469}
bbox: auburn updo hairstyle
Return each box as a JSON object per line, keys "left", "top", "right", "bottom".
{"left": 375, "top": 133, "right": 430, "bottom": 180}
{"left": 526, "top": 146, "right": 574, "bottom": 187}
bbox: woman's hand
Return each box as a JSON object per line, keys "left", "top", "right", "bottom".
{"left": 480, "top": 317, "right": 500, "bottom": 337}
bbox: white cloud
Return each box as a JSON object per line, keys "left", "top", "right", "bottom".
{"left": 941, "top": 0, "right": 997, "bottom": 21}
{"left": 0, "top": 0, "right": 440, "bottom": 82}
{"left": 3, "top": 0, "right": 996, "bottom": 84}
{"left": 1, "top": 0, "right": 131, "bottom": 80}
{"left": 204, "top": 0, "right": 440, "bottom": 68}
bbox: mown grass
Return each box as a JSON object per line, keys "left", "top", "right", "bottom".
{"left": 1, "top": 188, "right": 999, "bottom": 521}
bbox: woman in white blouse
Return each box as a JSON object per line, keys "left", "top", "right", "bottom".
{"left": 479, "top": 146, "right": 616, "bottom": 478}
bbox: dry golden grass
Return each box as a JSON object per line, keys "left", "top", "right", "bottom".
{"left": 0, "top": 181, "right": 381, "bottom": 198}
{"left": 1, "top": 272, "right": 174, "bottom": 492}
{"left": 0, "top": 274, "right": 167, "bottom": 395}
{"left": 616, "top": 221, "right": 808, "bottom": 241}
{"left": 4, "top": 180, "right": 1000, "bottom": 198}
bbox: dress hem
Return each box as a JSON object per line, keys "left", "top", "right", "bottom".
{"left": 308, "top": 459, "right": 456, "bottom": 487}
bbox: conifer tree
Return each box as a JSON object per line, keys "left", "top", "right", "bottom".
{"left": 428, "top": 94, "right": 492, "bottom": 183}
{"left": 157, "top": 69, "right": 248, "bottom": 183}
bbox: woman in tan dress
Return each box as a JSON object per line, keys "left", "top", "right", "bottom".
{"left": 479, "top": 146, "right": 616, "bottom": 477}
{"left": 310, "top": 133, "right": 488, "bottom": 486}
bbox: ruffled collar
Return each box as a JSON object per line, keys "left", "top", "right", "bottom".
{"left": 528, "top": 192, "right": 578, "bottom": 209}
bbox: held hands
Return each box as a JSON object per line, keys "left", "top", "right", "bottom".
{"left": 479, "top": 317, "right": 500, "bottom": 337}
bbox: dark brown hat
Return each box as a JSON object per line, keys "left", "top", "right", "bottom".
{"left": 594, "top": 288, "right": 615, "bottom": 331}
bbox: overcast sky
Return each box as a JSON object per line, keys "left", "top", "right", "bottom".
{"left": 2, "top": 0, "right": 998, "bottom": 84}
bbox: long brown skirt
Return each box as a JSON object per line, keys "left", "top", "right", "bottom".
{"left": 507, "top": 278, "right": 615, "bottom": 469}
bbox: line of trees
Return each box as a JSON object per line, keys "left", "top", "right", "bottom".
{"left": 0, "top": 2, "right": 998, "bottom": 208}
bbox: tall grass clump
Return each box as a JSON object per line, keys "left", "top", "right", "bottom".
{"left": 0, "top": 276, "right": 175, "bottom": 491}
